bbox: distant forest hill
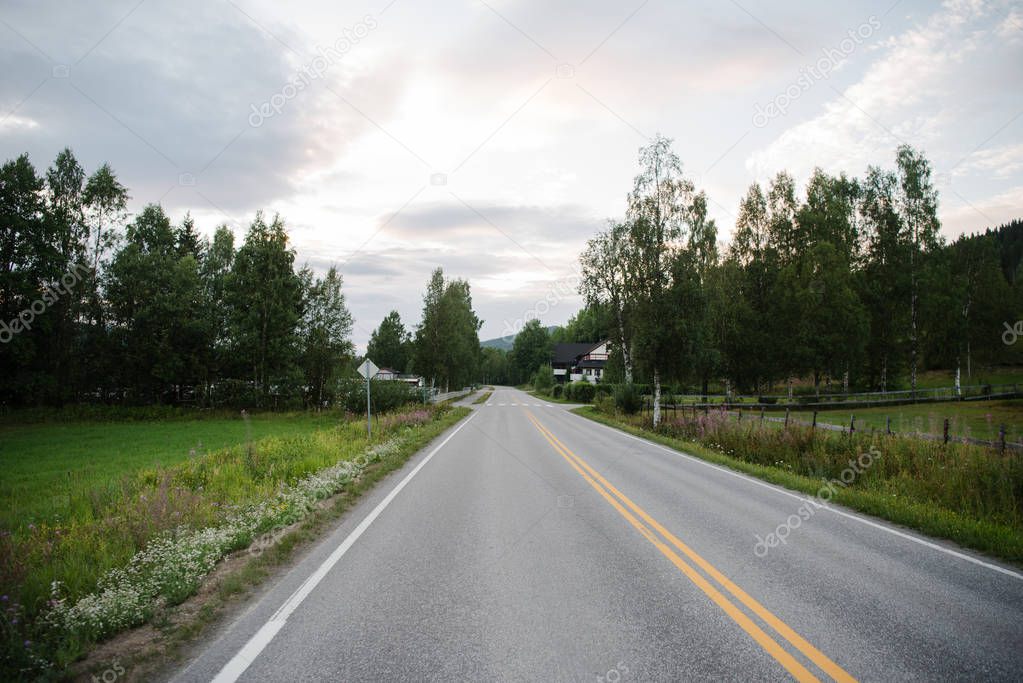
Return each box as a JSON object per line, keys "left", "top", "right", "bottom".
{"left": 991, "top": 218, "right": 1023, "bottom": 284}
{"left": 481, "top": 325, "right": 559, "bottom": 351}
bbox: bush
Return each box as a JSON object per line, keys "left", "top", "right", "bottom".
{"left": 552, "top": 384, "right": 563, "bottom": 398}
{"left": 594, "top": 395, "right": 615, "bottom": 414}
{"left": 532, "top": 365, "right": 555, "bottom": 392}
{"left": 758, "top": 396, "right": 778, "bottom": 405}
{"left": 614, "top": 383, "right": 643, "bottom": 414}
{"left": 338, "top": 379, "right": 418, "bottom": 413}
{"left": 565, "top": 381, "right": 596, "bottom": 403}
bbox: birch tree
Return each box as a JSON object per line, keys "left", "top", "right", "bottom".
{"left": 895, "top": 145, "right": 941, "bottom": 395}
{"left": 579, "top": 220, "right": 635, "bottom": 382}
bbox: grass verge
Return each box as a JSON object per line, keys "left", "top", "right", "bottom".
{"left": 473, "top": 391, "right": 493, "bottom": 405}
{"left": 787, "top": 398, "right": 1023, "bottom": 444}
{"left": 1, "top": 405, "right": 468, "bottom": 680}
{"left": 73, "top": 405, "right": 470, "bottom": 683}
{"left": 573, "top": 407, "right": 1023, "bottom": 566}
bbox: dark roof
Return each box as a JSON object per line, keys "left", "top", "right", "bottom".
{"left": 551, "top": 343, "right": 595, "bottom": 364}
{"left": 577, "top": 359, "right": 606, "bottom": 369}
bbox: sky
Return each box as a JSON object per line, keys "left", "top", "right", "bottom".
{"left": 2, "top": 0, "right": 1022, "bottom": 350}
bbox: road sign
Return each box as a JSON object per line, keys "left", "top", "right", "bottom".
{"left": 358, "top": 358, "right": 379, "bottom": 439}
{"left": 357, "top": 358, "right": 379, "bottom": 380}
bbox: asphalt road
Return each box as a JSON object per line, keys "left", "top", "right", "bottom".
{"left": 172, "top": 387, "right": 1023, "bottom": 682}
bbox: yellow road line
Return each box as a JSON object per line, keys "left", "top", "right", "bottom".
{"left": 530, "top": 415, "right": 856, "bottom": 683}
{"left": 525, "top": 411, "right": 856, "bottom": 683}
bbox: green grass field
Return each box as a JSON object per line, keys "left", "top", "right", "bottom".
{"left": 787, "top": 399, "right": 1023, "bottom": 443}
{"left": 0, "top": 404, "right": 469, "bottom": 677}
{"left": 911, "top": 367, "right": 1023, "bottom": 389}
{"left": 0, "top": 412, "right": 340, "bottom": 530}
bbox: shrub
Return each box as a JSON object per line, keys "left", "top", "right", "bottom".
{"left": 339, "top": 379, "right": 418, "bottom": 413}
{"left": 614, "top": 383, "right": 643, "bottom": 414}
{"left": 594, "top": 395, "right": 615, "bottom": 414}
{"left": 532, "top": 365, "right": 555, "bottom": 392}
{"left": 566, "top": 381, "right": 596, "bottom": 403}
{"left": 758, "top": 396, "right": 778, "bottom": 405}
{"left": 552, "top": 385, "right": 563, "bottom": 398}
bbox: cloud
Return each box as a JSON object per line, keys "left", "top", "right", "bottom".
{"left": 953, "top": 141, "right": 1023, "bottom": 179}
{"left": 381, "top": 200, "right": 599, "bottom": 245}
{"left": 3, "top": 0, "right": 1021, "bottom": 346}
{"left": 0, "top": 0, "right": 404, "bottom": 212}
{"left": 941, "top": 183, "right": 1023, "bottom": 237}
{"left": 743, "top": 0, "right": 1023, "bottom": 237}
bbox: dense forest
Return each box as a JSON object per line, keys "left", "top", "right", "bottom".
{"left": 486, "top": 139, "right": 1023, "bottom": 403}
{"left": 576, "top": 137, "right": 1023, "bottom": 416}
{"left": 0, "top": 149, "right": 481, "bottom": 408}
{"left": 4, "top": 143, "right": 1020, "bottom": 408}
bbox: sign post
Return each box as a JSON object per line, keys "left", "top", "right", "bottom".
{"left": 357, "top": 358, "right": 379, "bottom": 438}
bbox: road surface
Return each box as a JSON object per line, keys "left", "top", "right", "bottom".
{"left": 172, "top": 387, "right": 1023, "bottom": 682}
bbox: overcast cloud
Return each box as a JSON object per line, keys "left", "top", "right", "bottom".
{"left": 2, "top": 0, "right": 1021, "bottom": 349}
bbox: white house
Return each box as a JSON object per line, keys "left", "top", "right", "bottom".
{"left": 376, "top": 367, "right": 400, "bottom": 381}
{"left": 551, "top": 340, "right": 610, "bottom": 384}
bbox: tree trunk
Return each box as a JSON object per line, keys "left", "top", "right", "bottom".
{"left": 616, "top": 304, "right": 633, "bottom": 384}
{"left": 910, "top": 228, "right": 918, "bottom": 396}
{"left": 652, "top": 368, "right": 662, "bottom": 427}
{"left": 787, "top": 376, "right": 794, "bottom": 401}
{"left": 843, "top": 367, "right": 849, "bottom": 395}
{"left": 955, "top": 358, "right": 961, "bottom": 397}
{"left": 880, "top": 354, "right": 888, "bottom": 394}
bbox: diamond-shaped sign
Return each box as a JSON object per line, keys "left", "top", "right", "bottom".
{"left": 357, "top": 358, "right": 379, "bottom": 379}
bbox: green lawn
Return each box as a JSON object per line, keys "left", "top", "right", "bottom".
{"left": 0, "top": 405, "right": 469, "bottom": 678}
{"left": 0, "top": 412, "right": 340, "bottom": 529}
{"left": 911, "top": 367, "right": 1023, "bottom": 389}
{"left": 786, "top": 399, "right": 1023, "bottom": 443}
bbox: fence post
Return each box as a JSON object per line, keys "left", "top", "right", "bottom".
{"left": 812, "top": 411, "right": 817, "bottom": 430}
{"left": 849, "top": 414, "right": 855, "bottom": 435}
{"left": 886, "top": 415, "right": 892, "bottom": 436}
{"left": 784, "top": 408, "right": 790, "bottom": 428}
{"left": 738, "top": 408, "right": 743, "bottom": 422}
{"left": 943, "top": 418, "right": 949, "bottom": 444}
{"left": 760, "top": 406, "right": 765, "bottom": 422}
{"left": 1000, "top": 424, "right": 1006, "bottom": 453}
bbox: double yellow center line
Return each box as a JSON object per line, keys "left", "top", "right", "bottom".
{"left": 524, "top": 410, "right": 856, "bottom": 683}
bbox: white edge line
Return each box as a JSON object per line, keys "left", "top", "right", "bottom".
{"left": 211, "top": 411, "right": 478, "bottom": 683}
{"left": 574, "top": 411, "right": 1023, "bottom": 582}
